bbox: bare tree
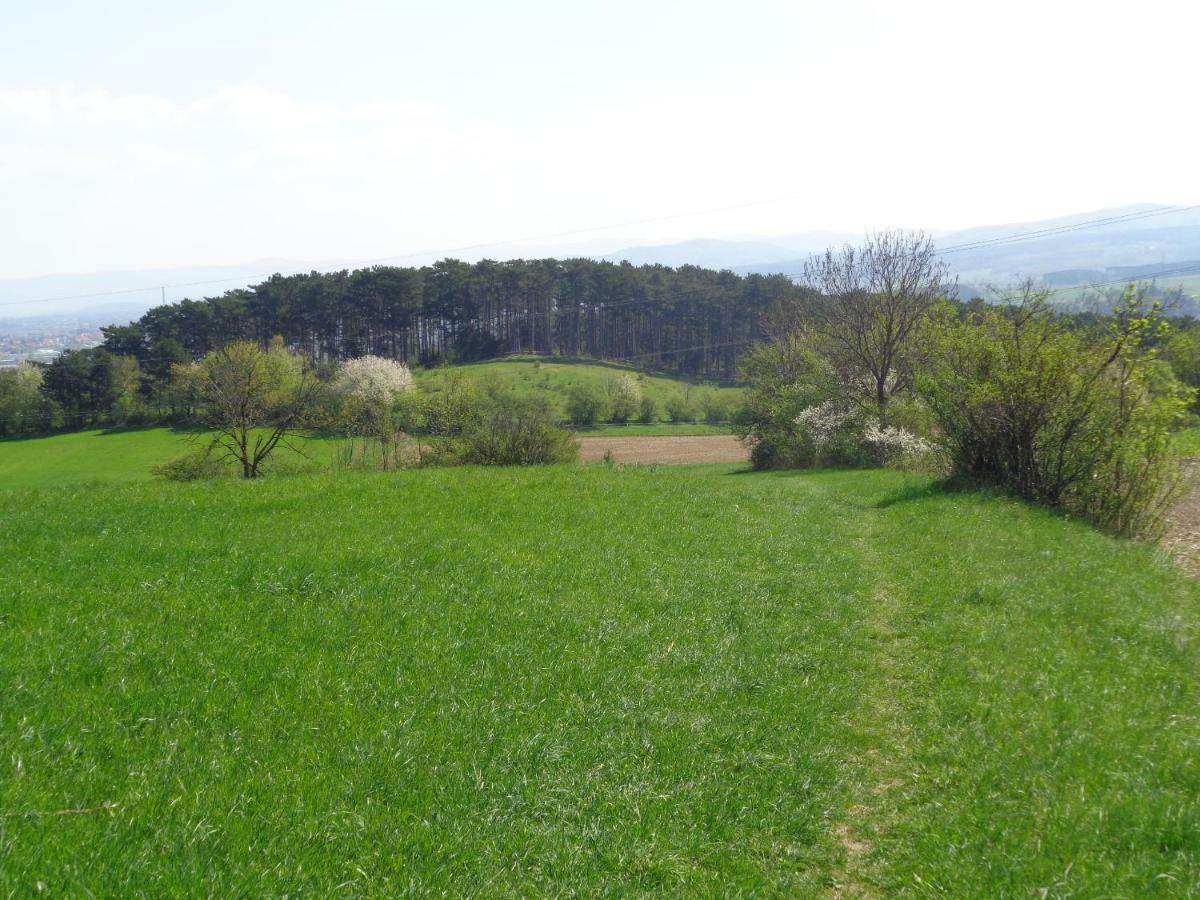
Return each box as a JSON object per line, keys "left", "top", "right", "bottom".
{"left": 175, "top": 339, "right": 320, "bottom": 478}
{"left": 802, "top": 230, "right": 954, "bottom": 414}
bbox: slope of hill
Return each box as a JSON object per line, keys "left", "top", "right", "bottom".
{"left": 416, "top": 357, "right": 743, "bottom": 417}
{"left": 2, "top": 465, "right": 1197, "bottom": 893}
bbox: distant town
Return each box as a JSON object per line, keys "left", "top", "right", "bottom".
{"left": 0, "top": 316, "right": 105, "bottom": 366}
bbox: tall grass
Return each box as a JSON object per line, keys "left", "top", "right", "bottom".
{"left": 2, "top": 466, "right": 1198, "bottom": 893}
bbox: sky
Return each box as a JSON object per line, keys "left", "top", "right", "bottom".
{"left": 2, "top": 0, "right": 1198, "bottom": 279}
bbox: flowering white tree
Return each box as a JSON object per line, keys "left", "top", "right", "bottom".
{"left": 333, "top": 356, "right": 415, "bottom": 469}
{"left": 333, "top": 356, "right": 413, "bottom": 401}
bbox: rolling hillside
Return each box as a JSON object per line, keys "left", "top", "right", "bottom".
{"left": 414, "top": 357, "right": 744, "bottom": 419}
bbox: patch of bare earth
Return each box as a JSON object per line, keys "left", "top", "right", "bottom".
{"left": 576, "top": 434, "right": 750, "bottom": 465}
{"left": 1163, "top": 460, "right": 1200, "bottom": 576}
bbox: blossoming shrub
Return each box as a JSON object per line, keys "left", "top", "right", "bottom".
{"left": 786, "top": 401, "right": 931, "bottom": 469}
{"left": 333, "top": 356, "right": 414, "bottom": 401}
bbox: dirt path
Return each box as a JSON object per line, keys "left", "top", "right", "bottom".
{"left": 576, "top": 434, "right": 750, "bottom": 465}
{"left": 1163, "top": 461, "right": 1200, "bottom": 576}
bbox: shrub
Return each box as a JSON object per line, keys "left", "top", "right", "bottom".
{"left": 461, "top": 399, "right": 579, "bottom": 465}
{"left": 151, "top": 447, "right": 230, "bottom": 481}
{"left": 918, "top": 287, "right": 1192, "bottom": 537}
{"left": 565, "top": 383, "right": 607, "bottom": 427}
{"left": 637, "top": 395, "right": 659, "bottom": 424}
{"left": 699, "top": 391, "right": 733, "bottom": 424}
{"left": 738, "top": 335, "right": 938, "bottom": 471}
{"left": 609, "top": 375, "right": 642, "bottom": 424}
{"left": 664, "top": 393, "right": 697, "bottom": 423}
{"left": 735, "top": 336, "right": 830, "bottom": 468}
{"left": 422, "top": 373, "right": 480, "bottom": 435}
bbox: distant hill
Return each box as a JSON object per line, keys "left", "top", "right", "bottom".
{"left": 1044, "top": 260, "right": 1200, "bottom": 287}
{"left": 728, "top": 205, "right": 1200, "bottom": 291}
{"left": 600, "top": 206, "right": 1200, "bottom": 289}
{"left": 0, "top": 258, "right": 313, "bottom": 321}
{"left": 602, "top": 238, "right": 799, "bottom": 269}
{"left": 5, "top": 203, "right": 1199, "bottom": 325}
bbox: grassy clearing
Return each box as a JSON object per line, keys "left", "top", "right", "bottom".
{"left": 0, "top": 425, "right": 729, "bottom": 490}
{"left": 0, "top": 428, "right": 341, "bottom": 489}
{"left": 2, "top": 466, "right": 1198, "bottom": 894}
{"left": 416, "top": 356, "right": 744, "bottom": 420}
{"left": 0, "top": 428, "right": 200, "bottom": 488}
{"left": 1049, "top": 275, "right": 1200, "bottom": 305}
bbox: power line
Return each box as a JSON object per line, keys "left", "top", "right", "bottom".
{"left": 934, "top": 204, "right": 1200, "bottom": 254}
{"left": 1041, "top": 261, "right": 1200, "bottom": 296}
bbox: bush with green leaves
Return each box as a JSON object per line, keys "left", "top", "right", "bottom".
{"left": 637, "top": 394, "right": 659, "bottom": 424}
{"left": 735, "top": 336, "right": 832, "bottom": 468}
{"left": 460, "top": 398, "right": 578, "bottom": 466}
{"left": 421, "top": 372, "right": 480, "bottom": 435}
{"left": 565, "top": 383, "right": 608, "bottom": 427}
{"left": 664, "top": 393, "right": 697, "bottom": 424}
{"left": 698, "top": 390, "right": 733, "bottom": 424}
{"left": 1163, "top": 325, "right": 1200, "bottom": 412}
{"left": 917, "top": 287, "right": 1192, "bottom": 537}
{"left": 151, "top": 447, "right": 230, "bottom": 481}
{"left": 609, "top": 375, "right": 642, "bottom": 424}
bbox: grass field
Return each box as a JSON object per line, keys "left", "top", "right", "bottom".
{"left": 0, "top": 423, "right": 734, "bottom": 489}
{"left": 1048, "top": 275, "right": 1200, "bottom": 306}
{"left": 2, "top": 465, "right": 1198, "bottom": 894}
{"left": 0, "top": 428, "right": 205, "bottom": 489}
{"left": 415, "top": 356, "right": 744, "bottom": 421}
{"left": 0, "top": 428, "right": 343, "bottom": 489}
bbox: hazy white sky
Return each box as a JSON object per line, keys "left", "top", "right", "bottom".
{"left": 2, "top": 0, "right": 1197, "bottom": 278}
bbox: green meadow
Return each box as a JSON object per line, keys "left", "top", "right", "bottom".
{"left": 0, "top": 428, "right": 342, "bottom": 489}
{"left": 2, "top": 464, "right": 1197, "bottom": 894}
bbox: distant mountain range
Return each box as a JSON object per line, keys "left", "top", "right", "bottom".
{"left": 3, "top": 204, "right": 1198, "bottom": 325}
{"left": 614, "top": 205, "right": 1200, "bottom": 294}
{"left": 600, "top": 233, "right": 858, "bottom": 269}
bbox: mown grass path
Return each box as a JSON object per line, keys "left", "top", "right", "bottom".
{"left": 2, "top": 466, "right": 1198, "bottom": 894}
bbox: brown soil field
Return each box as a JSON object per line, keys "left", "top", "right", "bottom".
{"left": 576, "top": 434, "right": 750, "bottom": 465}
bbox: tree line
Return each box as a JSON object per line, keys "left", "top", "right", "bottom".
{"left": 1, "top": 257, "right": 803, "bottom": 435}
{"left": 100, "top": 258, "right": 804, "bottom": 378}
